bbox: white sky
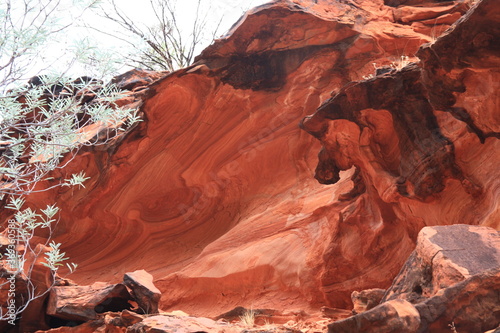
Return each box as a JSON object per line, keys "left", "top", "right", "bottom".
{"left": 63, "top": 0, "right": 270, "bottom": 77}
{"left": 113, "top": 0, "right": 268, "bottom": 32}
{"left": 3, "top": 0, "right": 270, "bottom": 84}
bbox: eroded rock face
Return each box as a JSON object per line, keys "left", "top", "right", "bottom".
{"left": 327, "top": 299, "right": 421, "bottom": 333}
{"left": 351, "top": 288, "right": 386, "bottom": 314}
{"left": 123, "top": 270, "right": 161, "bottom": 314}
{"left": 415, "top": 268, "right": 500, "bottom": 333}
{"left": 328, "top": 225, "right": 500, "bottom": 333}
{"left": 1, "top": 0, "right": 496, "bottom": 322}
{"left": 383, "top": 225, "right": 500, "bottom": 303}
{"left": 300, "top": 0, "right": 500, "bottom": 308}
{"left": 47, "top": 282, "right": 131, "bottom": 322}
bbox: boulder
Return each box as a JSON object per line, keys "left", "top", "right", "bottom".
{"left": 123, "top": 270, "right": 161, "bottom": 314}
{"left": 328, "top": 225, "right": 500, "bottom": 332}
{"left": 330, "top": 267, "right": 500, "bottom": 333}
{"left": 415, "top": 268, "right": 500, "bottom": 333}
{"left": 383, "top": 225, "right": 500, "bottom": 303}
{"left": 47, "top": 282, "right": 132, "bottom": 322}
{"left": 351, "top": 288, "right": 386, "bottom": 314}
{"left": 327, "top": 299, "right": 420, "bottom": 333}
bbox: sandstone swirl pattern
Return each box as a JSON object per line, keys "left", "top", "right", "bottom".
{"left": 7, "top": 0, "right": 498, "bottom": 317}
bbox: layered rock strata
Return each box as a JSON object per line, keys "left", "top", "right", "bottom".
{"left": 0, "top": 0, "right": 497, "bottom": 323}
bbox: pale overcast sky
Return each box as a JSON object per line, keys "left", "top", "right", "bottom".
{"left": 94, "top": 0, "right": 270, "bottom": 52}
{"left": 11, "top": 0, "right": 270, "bottom": 82}
{"left": 69, "top": 0, "right": 271, "bottom": 76}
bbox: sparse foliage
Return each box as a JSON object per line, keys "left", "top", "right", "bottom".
{"left": 0, "top": 0, "right": 102, "bottom": 89}
{"left": 449, "top": 322, "right": 459, "bottom": 333}
{"left": 240, "top": 309, "right": 256, "bottom": 327}
{"left": 0, "top": 1, "right": 142, "bottom": 324}
{"left": 0, "top": 196, "right": 77, "bottom": 322}
{"left": 0, "top": 74, "right": 140, "bottom": 323}
{"left": 0, "top": 75, "right": 138, "bottom": 198}
{"left": 390, "top": 55, "right": 411, "bottom": 71}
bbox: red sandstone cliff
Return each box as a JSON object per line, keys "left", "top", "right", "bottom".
{"left": 2, "top": 0, "right": 498, "bottom": 324}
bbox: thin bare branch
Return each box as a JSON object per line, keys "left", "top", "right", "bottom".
{"left": 93, "top": 0, "right": 224, "bottom": 72}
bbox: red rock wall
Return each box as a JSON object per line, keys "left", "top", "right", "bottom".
{"left": 4, "top": 0, "right": 497, "bottom": 317}
{"left": 301, "top": 0, "right": 500, "bottom": 309}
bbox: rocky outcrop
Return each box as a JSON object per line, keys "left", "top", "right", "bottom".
{"left": 123, "top": 270, "right": 161, "bottom": 314}
{"left": 47, "top": 282, "right": 131, "bottom": 322}
{"left": 328, "top": 225, "right": 500, "bottom": 333}
{"left": 25, "top": 224, "right": 500, "bottom": 332}
{"left": 300, "top": 0, "right": 500, "bottom": 308}
{"left": 383, "top": 225, "right": 500, "bottom": 303}
{"left": 21, "top": 224, "right": 498, "bottom": 332}
{"left": 328, "top": 299, "right": 421, "bottom": 333}
{"left": 1, "top": 0, "right": 498, "bottom": 329}
{"left": 351, "top": 288, "right": 386, "bottom": 314}
{"left": 329, "top": 269, "right": 500, "bottom": 333}
{"left": 415, "top": 269, "right": 500, "bottom": 333}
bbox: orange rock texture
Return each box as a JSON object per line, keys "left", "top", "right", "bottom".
{"left": 4, "top": 0, "right": 498, "bottom": 318}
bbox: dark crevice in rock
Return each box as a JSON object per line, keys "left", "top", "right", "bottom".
{"left": 416, "top": 0, "right": 500, "bottom": 143}
{"left": 48, "top": 316, "right": 85, "bottom": 329}
{"left": 205, "top": 36, "right": 359, "bottom": 91}
{"left": 448, "top": 107, "right": 500, "bottom": 142}
{"left": 418, "top": 47, "right": 500, "bottom": 143}
{"left": 304, "top": 64, "right": 464, "bottom": 199}
{"left": 94, "top": 297, "right": 132, "bottom": 313}
{"left": 315, "top": 147, "right": 342, "bottom": 185}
